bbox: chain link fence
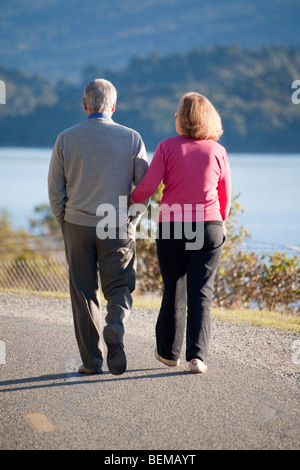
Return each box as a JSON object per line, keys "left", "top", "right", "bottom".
{"left": 0, "top": 256, "right": 70, "bottom": 293}
{"left": 0, "top": 254, "right": 145, "bottom": 295}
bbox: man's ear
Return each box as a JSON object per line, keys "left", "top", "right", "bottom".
{"left": 111, "top": 102, "right": 116, "bottom": 114}
{"left": 83, "top": 97, "right": 88, "bottom": 111}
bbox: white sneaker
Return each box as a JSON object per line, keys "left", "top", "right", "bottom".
{"left": 155, "top": 351, "right": 180, "bottom": 367}
{"left": 189, "top": 358, "right": 208, "bottom": 373}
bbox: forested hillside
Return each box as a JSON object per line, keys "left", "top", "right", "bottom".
{"left": 1, "top": 0, "right": 299, "bottom": 81}
{"left": 0, "top": 46, "right": 299, "bottom": 152}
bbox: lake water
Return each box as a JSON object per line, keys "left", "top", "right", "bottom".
{"left": 0, "top": 147, "right": 299, "bottom": 254}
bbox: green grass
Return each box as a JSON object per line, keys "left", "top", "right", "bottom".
{"left": 1, "top": 288, "right": 299, "bottom": 335}
{"left": 0, "top": 287, "right": 70, "bottom": 299}
{"left": 133, "top": 295, "right": 300, "bottom": 334}
{"left": 211, "top": 307, "right": 300, "bottom": 334}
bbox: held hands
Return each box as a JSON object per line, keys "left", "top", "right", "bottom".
{"left": 128, "top": 197, "right": 135, "bottom": 207}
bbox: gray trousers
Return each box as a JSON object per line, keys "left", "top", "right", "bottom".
{"left": 63, "top": 221, "right": 136, "bottom": 369}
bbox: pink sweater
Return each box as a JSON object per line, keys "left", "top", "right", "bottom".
{"left": 131, "top": 136, "right": 231, "bottom": 222}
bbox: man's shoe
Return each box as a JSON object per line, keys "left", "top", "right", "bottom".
{"left": 189, "top": 358, "right": 208, "bottom": 373}
{"left": 103, "top": 325, "right": 126, "bottom": 375}
{"left": 78, "top": 365, "right": 103, "bottom": 374}
{"left": 155, "top": 351, "right": 180, "bottom": 367}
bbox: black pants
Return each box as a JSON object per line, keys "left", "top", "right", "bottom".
{"left": 155, "top": 221, "right": 225, "bottom": 363}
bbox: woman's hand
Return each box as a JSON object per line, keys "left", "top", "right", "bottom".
{"left": 222, "top": 221, "right": 227, "bottom": 237}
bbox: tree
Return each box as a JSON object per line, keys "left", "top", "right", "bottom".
{"left": 0, "top": 210, "right": 33, "bottom": 260}
{"left": 29, "top": 204, "right": 63, "bottom": 251}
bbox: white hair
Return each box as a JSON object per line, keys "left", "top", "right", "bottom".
{"left": 84, "top": 79, "right": 117, "bottom": 112}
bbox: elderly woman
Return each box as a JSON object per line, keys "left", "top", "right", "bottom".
{"left": 130, "top": 92, "right": 231, "bottom": 373}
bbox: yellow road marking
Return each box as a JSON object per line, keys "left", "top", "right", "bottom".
{"left": 24, "top": 412, "right": 56, "bottom": 433}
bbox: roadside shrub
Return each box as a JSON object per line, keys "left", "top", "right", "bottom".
{"left": 214, "top": 196, "right": 300, "bottom": 313}
{"left": 256, "top": 252, "right": 300, "bottom": 313}
{"left": 2, "top": 198, "right": 299, "bottom": 314}
{"left": 136, "top": 192, "right": 300, "bottom": 314}
{"left": 136, "top": 238, "right": 162, "bottom": 294}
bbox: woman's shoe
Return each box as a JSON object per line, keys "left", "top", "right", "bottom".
{"left": 155, "top": 351, "right": 180, "bottom": 367}
{"left": 189, "top": 358, "right": 208, "bottom": 373}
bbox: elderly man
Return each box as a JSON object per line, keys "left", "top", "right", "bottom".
{"left": 48, "top": 79, "right": 148, "bottom": 375}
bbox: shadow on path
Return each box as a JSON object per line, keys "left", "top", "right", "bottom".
{"left": 0, "top": 367, "right": 194, "bottom": 393}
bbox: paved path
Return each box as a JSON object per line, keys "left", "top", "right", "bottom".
{"left": 0, "top": 293, "right": 299, "bottom": 452}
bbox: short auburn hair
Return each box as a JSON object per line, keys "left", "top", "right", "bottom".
{"left": 177, "top": 92, "right": 223, "bottom": 141}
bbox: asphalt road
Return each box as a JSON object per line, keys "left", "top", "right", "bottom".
{"left": 0, "top": 293, "right": 299, "bottom": 453}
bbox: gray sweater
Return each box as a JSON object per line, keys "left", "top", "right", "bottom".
{"left": 48, "top": 117, "right": 149, "bottom": 228}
